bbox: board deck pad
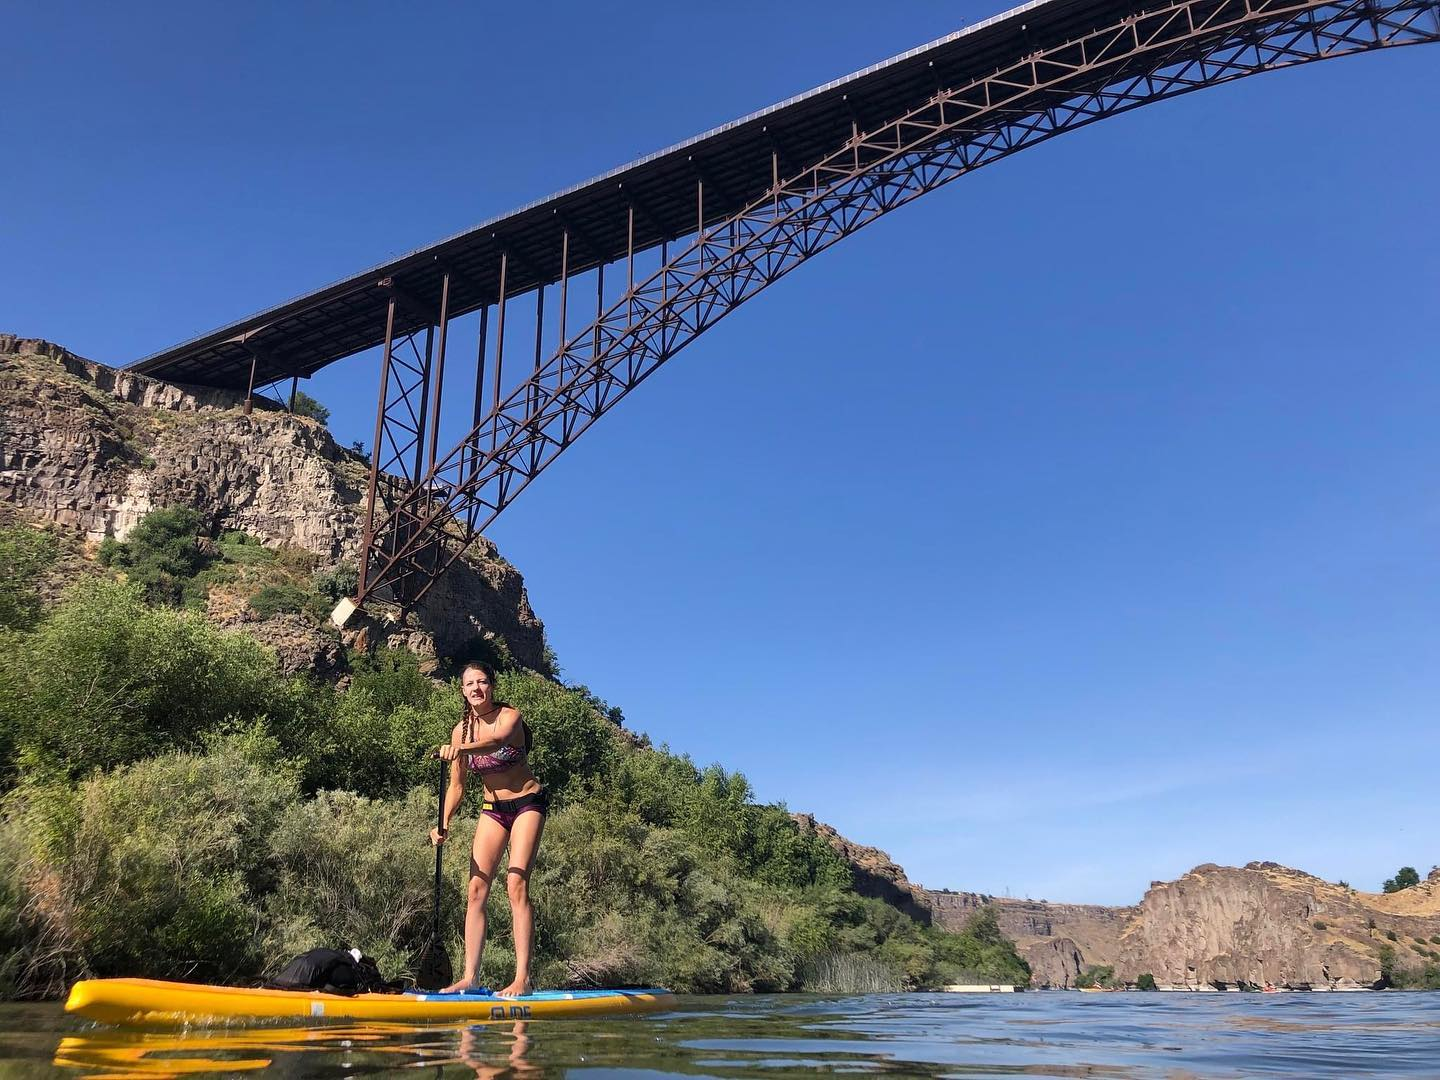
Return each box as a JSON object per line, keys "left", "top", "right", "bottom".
{"left": 66, "top": 977, "right": 674, "bottom": 1026}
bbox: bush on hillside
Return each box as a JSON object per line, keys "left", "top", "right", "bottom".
{"left": 248, "top": 583, "right": 309, "bottom": 618}
{"left": 0, "top": 526, "right": 59, "bottom": 631}
{"left": 2, "top": 735, "right": 299, "bottom": 995}
{"left": 1075, "top": 963, "right": 1117, "bottom": 989}
{"left": 533, "top": 805, "right": 793, "bottom": 992}
{"left": 263, "top": 787, "right": 464, "bottom": 982}
{"left": 97, "top": 507, "right": 210, "bottom": 606}
{"left": 311, "top": 563, "right": 359, "bottom": 605}
{"left": 216, "top": 531, "right": 277, "bottom": 565}
{"left": 594, "top": 748, "right": 850, "bottom": 891}
{"left": 1, "top": 578, "right": 311, "bottom": 780}
{"left": 291, "top": 391, "right": 329, "bottom": 425}
{"left": 1384, "top": 867, "right": 1421, "bottom": 893}
{"left": 300, "top": 684, "right": 454, "bottom": 799}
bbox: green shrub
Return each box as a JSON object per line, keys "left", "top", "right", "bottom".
{"left": 1313, "top": 921, "right": 1327, "bottom": 931}
{"left": 298, "top": 686, "right": 453, "bottom": 799}
{"left": 0, "top": 812, "right": 36, "bottom": 997}
{"left": 1388, "top": 960, "right": 1440, "bottom": 990}
{"left": 248, "top": 583, "right": 309, "bottom": 618}
{"left": 3, "top": 735, "right": 299, "bottom": 993}
{"left": 263, "top": 787, "right": 459, "bottom": 982}
{"left": 1076, "top": 964, "right": 1117, "bottom": 989}
{"left": 530, "top": 805, "right": 793, "bottom": 993}
{"left": 1386, "top": 929, "right": 1399, "bottom": 942}
{"left": 291, "top": 391, "right": 330, "bottom": 425}
{"left": 99, "top": 507, "right": 210, "bottom": 606}
{"left": 927, "top": 906, "right": 1030, "bottom": 988}
{"left": 350, "top": 648, "right": 437, "bottom": 716}
{"left": 2, "top": 578, "right": 304, "bottom": 779}
{"left": 0, "top": 526, "right": 59, "bottom": 631}
{"left": 592, "top": 746, "right": 848, "bottom": 891}
{"left": 1377, "top": 944, "right": 1397, "bottom": 985}
{"left": 1136, "top": 972, "right": 1158, "bottom": 991}
{"left": 217, "top": 531, "right": 277, "bottom": 566}
{"left": 311, "top": 564, "right": 359, "bottom": 604}
{"left": 1383, "top": 867, "right": 1420, "bottom": 893}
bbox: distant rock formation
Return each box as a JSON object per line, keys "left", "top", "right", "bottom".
{"left": 0, "top": 335, "right": 546, "bottom": 669}
{"left": 1022, "top": 936, "right": 1086, "bottom": 989}
{"left": 1114, "top": 862, "right": 1440, "bottom": 989}
{"left": 923, "top": 890, "right": 1134, "bottom": 985}
{"left": 796, "top": 802, "right": 1439, "bottom": 989}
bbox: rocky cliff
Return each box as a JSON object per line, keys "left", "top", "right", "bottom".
{"left": 0, "top": 335, "right": 546, "bottom": 671}
{"left": 799, "top": 803, "right": 1438, "bottom": 989}
{"left": 923, "top": 890, "right": 1134, "bottom": 987}
{"left": 923, "top": 865, "right": 1440, "bottom": 989}
{"left": 1113, "top": 862, "right": 1440, "bottom": 989}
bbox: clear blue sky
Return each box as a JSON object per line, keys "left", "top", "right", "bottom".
{"left": 4, "top": 3, "right": 1437, "bottom": 905}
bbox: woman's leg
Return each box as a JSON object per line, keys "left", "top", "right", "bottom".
{"left": 443, "top": 813, "right": 509, "bottom": 992}
{"left": 496, "top": 809, "right": 546, "bottom": 997}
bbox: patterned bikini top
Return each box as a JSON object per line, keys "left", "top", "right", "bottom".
{"left": 468, "top": 743, "right": 526, "bottom": 773}
{"left": 463, "top": 711, "right": 531, "bottom": 773}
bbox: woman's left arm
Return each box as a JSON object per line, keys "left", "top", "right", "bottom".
{"left": 456, "top": 707, "right": 524, "bottom": 752}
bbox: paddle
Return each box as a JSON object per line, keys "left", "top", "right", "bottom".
{"left": 415, "top": 752, "right": 454, "bottom": 991}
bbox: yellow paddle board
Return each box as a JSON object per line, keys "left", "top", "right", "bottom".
{"left": 66, "top": 977, "right": 674, "bottom": 1026}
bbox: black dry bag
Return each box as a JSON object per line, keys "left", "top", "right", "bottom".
{"left": 267, "top": 947, "right": 400, "bottom": 995}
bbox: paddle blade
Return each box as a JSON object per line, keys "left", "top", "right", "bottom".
{"left": 415, "top": 936, "right": 453, "bottom": 991}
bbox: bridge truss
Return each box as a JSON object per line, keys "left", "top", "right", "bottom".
{"left": 129, "top": 0, "right": 1440, "bottom": 620}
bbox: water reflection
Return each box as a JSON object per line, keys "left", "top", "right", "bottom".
{"left": 50, "top": 1020, "right": 543, "bottom": 1078}
{"left": 22, "top": 992, "right": 1440, "bottom": 1078}
{"left": 459, "top": 1021, "right": 539, "bottom": 1079}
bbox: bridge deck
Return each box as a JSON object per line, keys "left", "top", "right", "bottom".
{"left": 130, "top": 0, "right": 1173, "bottom": 389}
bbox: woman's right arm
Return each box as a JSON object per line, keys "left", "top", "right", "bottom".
{"left": 431, "top": 728, "right": 467, "bottom": 845}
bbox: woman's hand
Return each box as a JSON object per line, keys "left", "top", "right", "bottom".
{"left": 429, "top": 827, "right": 448, "bottom": 847}
{"left": 438, "top": 743, "right": 462, "bottom": 762}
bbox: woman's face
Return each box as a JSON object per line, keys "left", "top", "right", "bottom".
{"left": 463, "top": 668, "right": 492, "bottom": 709}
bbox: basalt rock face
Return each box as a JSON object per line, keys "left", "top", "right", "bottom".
{"left": 1113, "top": 862, "right": 1440, "bottom": 989}
{"left": 907, "top": 858, "right": 1440, "bottom": 989}
{"left": 1022, "top": 937, "right": 1086, "bottom": 989}
{"left": 923, "top": 889, "right": 1133, "bottom": 978}
{"left": 0, "top": 336, "right": 547, "bottom": 669}
{"left": 778, "top": 804, "right": 1438, "bottom": 989}
{"left": 791, "top": 814, "right": 932, "bottom": 925}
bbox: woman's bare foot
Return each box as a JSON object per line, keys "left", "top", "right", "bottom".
{"left": 496, "top": 977, "right": 533, "bottom": 998}
{"left": 440, "top": 976, "right": 483, "bottom": 994}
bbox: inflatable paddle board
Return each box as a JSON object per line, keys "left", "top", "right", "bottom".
{"left": 66, "top": 977, "right": 674, "bottom": 1026}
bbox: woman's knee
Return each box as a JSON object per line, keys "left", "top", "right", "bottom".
{"left": 467, "top": 874, "right": 492, "bottom": 905}
{"left": 506, "top": 870, "right": 530, "bottom": 906}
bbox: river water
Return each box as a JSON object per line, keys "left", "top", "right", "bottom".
{"left": 1, "top": 992, "right": 1436, "bottom": 1077}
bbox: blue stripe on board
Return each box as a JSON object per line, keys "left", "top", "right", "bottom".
{"left": 407, "top": 988, "right": 669, "bottom": 1002}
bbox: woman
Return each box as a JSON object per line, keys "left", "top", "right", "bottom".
{"left": 430, "top": 661, "right": 548, "bottom": 997}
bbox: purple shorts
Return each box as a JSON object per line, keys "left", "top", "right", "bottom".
{"left": 481, "top": 789, "right": 549, "bottom": 830}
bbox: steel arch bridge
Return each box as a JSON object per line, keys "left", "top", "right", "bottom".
{"left": 128, "top": 0, "right": 1440, "bottom": 623}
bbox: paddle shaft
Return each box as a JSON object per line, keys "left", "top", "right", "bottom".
{"left": 432, "top": 754, "right": 446, "bottom": 944}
